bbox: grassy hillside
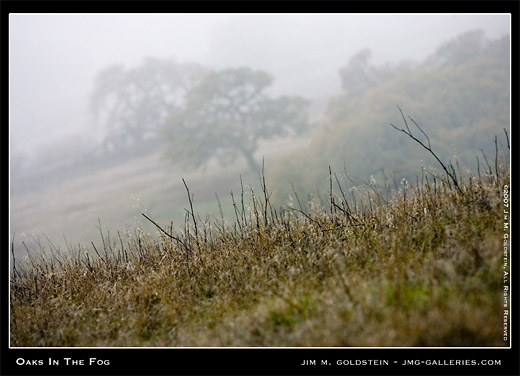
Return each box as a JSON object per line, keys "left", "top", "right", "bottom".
{"left": 267, "top": 34, "right": 509, "bottom": 204}
{"left": 10, "top": 133, "right": 510, "bottom": 347}
{"left": 9, "top": 136, "right": 303, "bottom": 259}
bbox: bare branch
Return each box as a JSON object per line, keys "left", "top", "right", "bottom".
{"left": 182, "top": 178, "right": 199, "bottom": 243}
{"left": 396, "top": 105, "right": 411, "bottom": 134}
{"left": 390, "top": 106, "right": 463, "bottom": 194}
{"left": 141, "top": 213, "right": 183, "bottom": 245}
{"left": 503, "top": 128, "right": 510, "bottom": 150}
{"left": 408, "top": 116, "right": 431, "bottom": 150}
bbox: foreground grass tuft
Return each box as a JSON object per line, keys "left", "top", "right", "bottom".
{"left": 10, "top": 129, "right": 510, "bottom": 347}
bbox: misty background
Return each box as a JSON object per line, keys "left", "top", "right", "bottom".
{"left": 9, "top": 14, "right": 510, "bottom": 256}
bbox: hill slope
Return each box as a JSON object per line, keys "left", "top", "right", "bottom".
{"left": 267, "top": 33, "right": 509, "bottom": 204}
{"left": 10, "top": 147, "right": 510, "bottom": 347}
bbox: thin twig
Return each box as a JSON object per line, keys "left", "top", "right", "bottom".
{"left": 390, "top": 105, "right": 463, "bottom": 194}
{"left": 91, "top": 242, "right": 109, "bottom": 269}
{"left": 141, "top": 212, "right": 185, "bottom": 248}
{"left": 182, "top": 178, "right": 199, "bottom": 245}
{"left": 503, "top": 128, "right": 510, "bottom": 150}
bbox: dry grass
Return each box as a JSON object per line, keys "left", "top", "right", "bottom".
{"left": 10, "top": 132, "right": 510, "bottom": 347}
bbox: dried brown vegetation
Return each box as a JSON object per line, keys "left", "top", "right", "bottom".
{"left": 10, "top": 125, "right": 510, "bottom": 347}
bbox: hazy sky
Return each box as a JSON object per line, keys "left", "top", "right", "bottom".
{"left": 9, "top": 13, "right": 510, "bottom": 157}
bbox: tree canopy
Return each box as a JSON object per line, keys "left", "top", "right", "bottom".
{"left": 89, "top": 58, "right": 206, "bottom": 154}
{"left": 161, "top": 67, "right": 310, "bottom": 171}
{"left": 267, "top": 31, "right": 510, "bottom": 203}
{"left": 430, "top": 29, "right": 487, "bottom": 66}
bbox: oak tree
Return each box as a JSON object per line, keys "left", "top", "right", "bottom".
{"left": 162, "top": 67, "right": 310, "bottom": 171}
{"left": 90, "top": 58, "right": 205, "bottom": 154}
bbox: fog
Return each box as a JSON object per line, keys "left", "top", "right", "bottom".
{"left": 10, "top": 14, "right": 509, "bottom": 153}
{"left": 9, "top": 13, "right": 510, "bottom": 255}
{"left": 9, "top": 14, "right": 230, "bottom": 155}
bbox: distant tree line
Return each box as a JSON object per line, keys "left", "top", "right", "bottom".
{"left": 267, "top": 29, "right": 510, "bottom": 202}
{"left": 89, "top": 29, "right": 508, "bottom": 186}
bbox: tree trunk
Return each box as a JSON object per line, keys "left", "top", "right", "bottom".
{"left": 240, "top": 148, "right": 260, "bottom": 172}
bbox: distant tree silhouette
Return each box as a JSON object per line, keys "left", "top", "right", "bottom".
{"left": 162, "top": 67, "right": 310, "bottom": 171}
{"left": 90, "top": 58, "right": 206, "bottom": 154}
